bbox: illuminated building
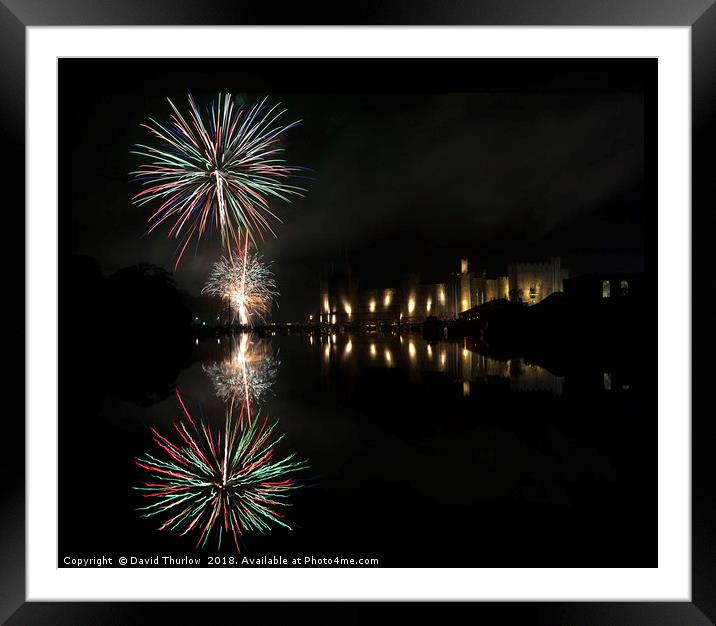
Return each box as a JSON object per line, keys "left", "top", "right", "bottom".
{"left": 359, "top": 287, "right": 400, "bottom": 323}
{"left": 458, "top": 258, "right": 475, "bottom": 313}
{"left": 318, "top": 262, "right": 358, "bottom": 324}
{"left": 563, "top": 272, "right": 642, "bottom": 304}
{"left": 317, "top": 257, "right": 569, "bottom": 324}
{"left": 507, "top": 257, "right": 567, "bottom": 305}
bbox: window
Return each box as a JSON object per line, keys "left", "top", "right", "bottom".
{"left": 620, "top": 280, "right": 629, "bottom": 296}
{"left": 602, "top": 280, "right": 611, "bottom": 298}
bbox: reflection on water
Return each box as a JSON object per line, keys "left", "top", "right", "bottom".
{"left": 63, "top": 327, "right": 649, "bottom": 566}
{"left": 134, "top": 391, "right": 308, "bottom": 553}
{"left": 202, "top": 335, "right": 279, "bottom": 408}
{"left": 134, "top": 333, "right": 306, "bottom": 554}
{"left": 315, "top": 332, "right": 564, "bottom": 397}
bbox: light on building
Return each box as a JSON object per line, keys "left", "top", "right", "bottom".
{"left": 427, "top": 344, "right": 433, "bottom": 359}
{"left": 461, "top": 298, "right": 468, "bottom": 311}
{"left": 384, "top": 348, "right": 392, "bottom": 364}
{"left": 324, "top": 343, "right": 330, "bottom": 360}
{"left": 369, "top": 300, "right": 376, "bottom": 313}
{"left": 344, "top": 302, "right": 352, "bottom": 317}
{"left": 344, "top": 339, "right": 353, "bottom": 357}
{"left": 331, "top": 314, "right": 336, "bottom": 324}
{"left": 408, "top": 341, "right": 416, "bottom": 360}
{"left": 370, "top": 343, "right": 377, "bottom": 357}
{"left": 426, "top": 297, "right": 432, "bottom": 313}
{"left": 384, "top": 291, "right": 392, "bottom": 307}
{"left": 408, "top": 296, "right": 416, "bottom": 314}
{"left": 439, "top": 289, "right": 446, "bottom": 305}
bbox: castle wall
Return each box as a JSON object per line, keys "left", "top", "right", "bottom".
{"left": 318, "top": 257, "right": 566, "bottom": 322}
{"left": 507, "top": 257, "right": 563, "bottom": 304}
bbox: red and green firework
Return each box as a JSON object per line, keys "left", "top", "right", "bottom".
{"left": 134, "top": 390, "right": 307, "bottom": 553}
{"left": 130, "top": 94, "right": 305, "bottom": 269}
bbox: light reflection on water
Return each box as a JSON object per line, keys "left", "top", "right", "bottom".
{"left": 311, "top": 332, "right": 564, "bottom": 397}
{"left": 202, "top": 335, "right": 279, "bottom": 407}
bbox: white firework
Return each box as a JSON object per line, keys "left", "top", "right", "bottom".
{"left": 202, "top": 250, "right": 277, "bottom": 326}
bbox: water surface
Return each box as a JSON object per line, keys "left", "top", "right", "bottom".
{"left": 59, "top": 330, "right": 654, "bottom": 567}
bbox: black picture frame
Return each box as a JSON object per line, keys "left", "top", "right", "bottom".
{"left": 3, "top": 1, "right": 710, "bottom": 623}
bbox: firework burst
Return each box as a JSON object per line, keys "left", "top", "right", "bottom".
{"left": 130, "top": 94, "right": 305, "bottom": 268}
{"left": 203, "top": 336, "right": 279, "bottom": 407}
{"left": 134, "top": 390, "right": 308, "bottom": 553}
{"left": 201, "top": 251, "right": 277, "bottom": 326}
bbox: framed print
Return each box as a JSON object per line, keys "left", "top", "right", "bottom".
{"left": 4, "top": 1, "right": 712, "bottom": 623}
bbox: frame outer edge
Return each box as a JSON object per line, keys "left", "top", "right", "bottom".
{"left": 0, "top": 0, "right": 715, "bottom": 26}
{"left": 691, "top": 1, "right": 716, "bottom": 624}
{"left": 0, "top": 0, "right": 26, "bottom": 622}
{"left": 9, "top": 0, "right": 715, "bottom": 622}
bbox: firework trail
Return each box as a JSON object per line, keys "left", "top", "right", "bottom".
{"left": 134, "top": 390, "right": 307, "bottom": 553}
{"left": 130, "top": 94, "right": 305, "bottom": 268}
{"left": 201, "top": 251, "right": 277, "bottom": 326}
{"left": 203, "top": 336, "right": 279, "bottom": 408}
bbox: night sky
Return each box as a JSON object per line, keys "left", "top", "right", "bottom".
{"left": 61, "top": 58, "right": 654, "bottom": 321}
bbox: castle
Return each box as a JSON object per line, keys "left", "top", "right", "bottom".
{"left": 317, "top": 257, "right": 568, "bottom": 324}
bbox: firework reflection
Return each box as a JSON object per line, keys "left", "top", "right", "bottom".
{"left": 203, "top": 335, "right": 279, "bottom": 410}
{"left": 134, "top": 390, "right": 306, "bottom": 553}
